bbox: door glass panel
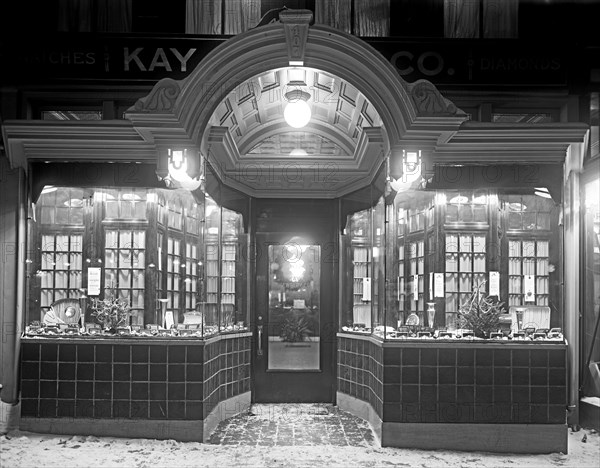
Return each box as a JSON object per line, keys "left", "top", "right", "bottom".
{"left": 268, "top": 244, "right": 320, "bottom": 370}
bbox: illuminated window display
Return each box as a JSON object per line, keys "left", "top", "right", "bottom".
{"left": 341, "top": 187, "right": 563, "bottom": 340}
{"left": 26, "top": 186, "right": 247, "bottom": 338}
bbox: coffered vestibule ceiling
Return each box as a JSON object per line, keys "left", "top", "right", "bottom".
{"left": 205, "top": 66, "right": 386, "bottom": 198}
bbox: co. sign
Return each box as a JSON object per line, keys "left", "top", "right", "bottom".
{"left": 390, "top": 51, "right": 449, "bottom": 77}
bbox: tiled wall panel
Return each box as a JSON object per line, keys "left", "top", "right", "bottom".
{"left": 21, "top": 334, "right": 251, "bottom": 422}
{"left": 337, "top": 335, "right": 567, "bottom": 425}
{"left": 338, "top": 336, "right": 383, "bottom": 418}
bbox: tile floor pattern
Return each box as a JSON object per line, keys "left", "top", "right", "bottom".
{"left": 209, "top": 404, "right": 376, "bottom": 447}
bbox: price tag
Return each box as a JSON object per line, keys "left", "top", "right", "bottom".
{"left": 413, "top": 275, "right": 419, "bottom": 300}
{"left": 362, "top": 277, "right": 371, "bottom": 301}
{"left": 524, "top": 275, "right": 535, "bottom": 302}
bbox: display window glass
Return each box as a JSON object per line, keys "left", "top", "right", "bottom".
{"left": 26, "top": 186, "right": 247, "bottom": 338}
{"left": 341, "top": 185, "right": 563, "bottom": 341}
{"left": 342, "top": 206, "right": 372, "bottom": 332}
{"left": 582, "top": 175, "right": 600, "bottom": 396}
{"left": 372, "top": 197, "right": 386, "bottom": 333}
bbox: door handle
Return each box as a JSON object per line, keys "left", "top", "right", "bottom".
{"left": 257, "top": 325, "right": 263, "bottom": 356}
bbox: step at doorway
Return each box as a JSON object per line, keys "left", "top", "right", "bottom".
{"left": 208, "top": 404, "right": 376, "bottom": 447}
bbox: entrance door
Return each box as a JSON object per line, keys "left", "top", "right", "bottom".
{"left": 252, "top": 201, "right": 337, "bottom": 403}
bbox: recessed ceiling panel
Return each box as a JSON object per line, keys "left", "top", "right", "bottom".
{"left": 248, "top": 132, "right": 346, "bottom": 156}
{"left": 206, "top": 66, "right": 384, "bottom": 197}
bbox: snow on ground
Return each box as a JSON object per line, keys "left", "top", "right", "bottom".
{"left": 1, "top": 427, "right": 598, "bottom": 468}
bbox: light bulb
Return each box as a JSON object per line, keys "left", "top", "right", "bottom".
{"left": 284, "top": 100, "right": 311, "bottom": 128}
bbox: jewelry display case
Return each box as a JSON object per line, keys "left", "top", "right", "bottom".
{"left": 26, "top": 186, "right": 248, "bottom": 339}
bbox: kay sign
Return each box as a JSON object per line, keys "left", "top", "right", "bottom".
{"left": 123, "top": 47, "right": 197, "bottom": 72}
{"left": 7, "top": 37, "right": 568, "bottom": 86}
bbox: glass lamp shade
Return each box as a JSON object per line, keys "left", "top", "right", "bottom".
{"left": 176, "top": 176, "right": 202, "bottom": 191}
{"left": 167, "top": 150, "right": 202, "bottom": 191}
{"left": 390, "top": 164, "right": 422, "bottom": 192}
{"left": 284, "top": 100, "right": 311, "bottom": 128}
{"left": 168, "top": 154, "right": 190, "bottom": 183}
{"left": 389, "top": 150, "right": 422, "bottom": 191}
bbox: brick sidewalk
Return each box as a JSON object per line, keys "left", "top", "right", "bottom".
{"left": 208, "top": 404, "right": 376, "bottom": 447}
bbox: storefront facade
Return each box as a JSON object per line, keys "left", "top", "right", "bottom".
{"left": 1, "top": 5, "right": 598, "bottom": 453}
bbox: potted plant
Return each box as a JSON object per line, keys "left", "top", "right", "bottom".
{"left": 279, "top": 314, "right": 312, "bottom": 343}
{"left": 89, "top": 294, "right": 130, "bottom": 334}
{"left": 457, "top": 281, "right": 505, "bottom": 338}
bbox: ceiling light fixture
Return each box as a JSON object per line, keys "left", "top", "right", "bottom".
{"left": 283, "top": 89, "right": 311, "bottom": 129}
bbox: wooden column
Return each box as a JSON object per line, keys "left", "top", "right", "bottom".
{"left": 564, "top": 140, "right": 586, "bottom": 426}
{"left": 0, "top": 155, "right": 26, "bottom": 406}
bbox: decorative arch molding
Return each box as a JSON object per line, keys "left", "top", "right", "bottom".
{"left": 127, "top": 18, "right": 466, "bottom": 156}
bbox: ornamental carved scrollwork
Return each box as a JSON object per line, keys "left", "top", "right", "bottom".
{"left": 409, "top": 80, "right": 462, "bottom": 116}
{"left": 133, "top": 78, "right": 180, "bottom": 112}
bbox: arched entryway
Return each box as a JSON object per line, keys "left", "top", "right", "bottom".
{"left": 124, "top": 9, "right": 466, "bottom": 403}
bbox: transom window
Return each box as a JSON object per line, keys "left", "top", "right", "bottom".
{"left": 445, "top": 191, "right": 489, "bottom": 224}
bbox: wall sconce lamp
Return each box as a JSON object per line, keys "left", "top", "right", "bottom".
{"left": 283, "top": 89, "right": 311, "bottom": 128}
{"left": 157, "top": 148, "right": 204, "bottom": 191}
{"left": 388, "top": 149, "right": 423, "bottom": 193}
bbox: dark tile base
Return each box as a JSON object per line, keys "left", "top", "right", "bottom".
{"left": 20, "top": 333, "right": 252, "bottom": 424}
{"left": 337, "top": 334, "right": 567, "bottom": 425}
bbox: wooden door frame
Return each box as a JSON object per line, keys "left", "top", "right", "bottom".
{"left": 249, "top": 199, "right": 339, "bottom": 403}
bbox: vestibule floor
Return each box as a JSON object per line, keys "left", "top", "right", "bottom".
{"left": 208, "top": 403, "right": 376, "bottom": 447}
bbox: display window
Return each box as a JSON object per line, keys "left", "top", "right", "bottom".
{"left": 582, "top": 171, "right": 600, "bottom": 397}
{"left": 25, "top": 186, "right": 248, "bottom": 338}
{"left": 341, "top": 186, "right": 563, "bottom": 342}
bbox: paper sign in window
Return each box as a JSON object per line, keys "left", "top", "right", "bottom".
{"left": 164, "top": 311, "right": 174, "bottom": 329}
{"left": 88, "top": 267, "right": 101, "bottom": 296}
{"left": 489, "top": 271, "right": 500, "bottom": 297}
{"left": 429, "top": 272, "right": 434, "bottom": 300}
{"left": 362, "top": 277, "right": 371, "bottom": 301}
{"left": 413, "top": 275, "right": 419, "bottom": 300}
{"left": 524, "top": 275, "right": 535, "bottom": 302}
{"left": 434, "top": 273, "right": 444, "bottom": 298}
